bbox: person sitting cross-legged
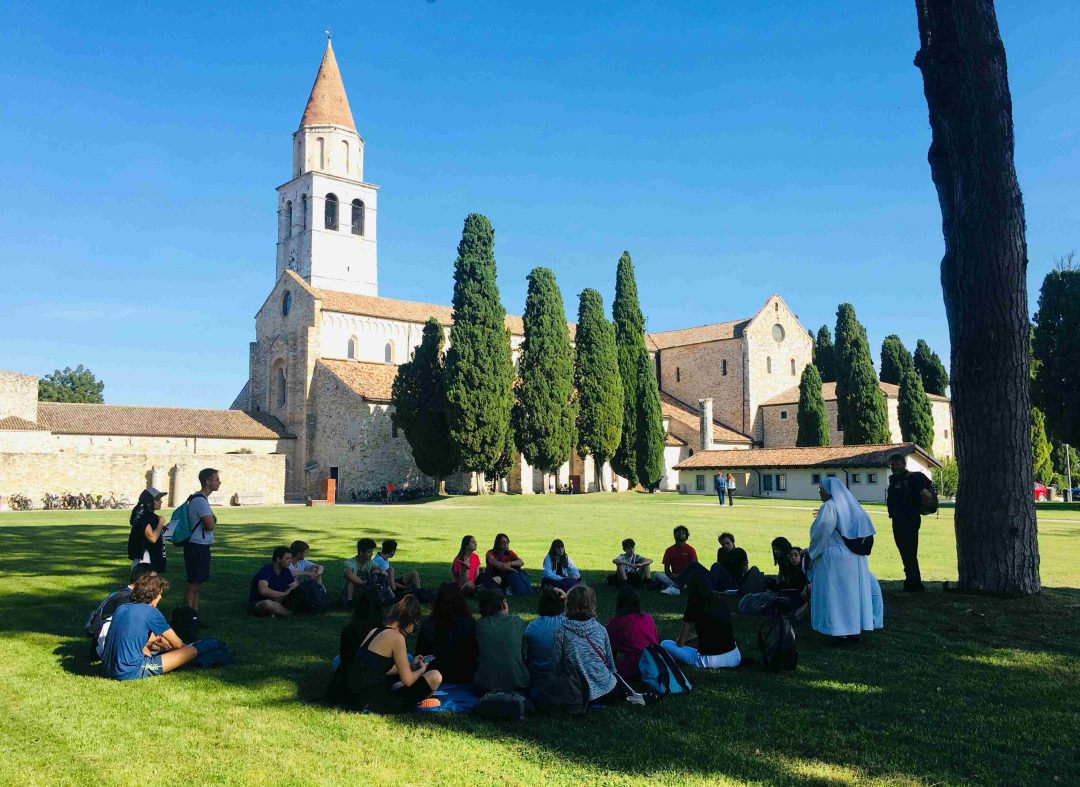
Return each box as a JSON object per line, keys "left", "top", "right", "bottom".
{"left": 473, "top": 589, "right": 529, "bottom": 695}
{"left": 541, "top": 539, "right": 581, "bottom": 593}
{"left": 606, "top": 586, "right": 658, "bottom": 681}
{"left": 610, "top": 537, "right": 674, "bottom": 590}
{"left": 248, "top": 546, "right": 299, "bottom": 617}
{"left": 524, "top": 585, "right": 567, "bottom": 690}
{"left": 101, "top": 574, "right": 202, "bottom": 680}
{"left": 374, "top": 539, "right": 422, "bottom": 597}
{"left": 416, "top": 582, "right": 479, "bottom": 684}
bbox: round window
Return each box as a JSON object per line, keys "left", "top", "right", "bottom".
{"left": 772, "top": 323, "right": 785, "bottom": 342}
{"left": 282, "top": 291, "right": 292, "bottom": 317}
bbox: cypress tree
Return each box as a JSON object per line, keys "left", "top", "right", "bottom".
{"left": 897, "top": 366, "right": 935, "bottom": 454}
{"left": 512, "top": 267, "right": 576, "bottom": 487}
{"left": 391, "top": 318, "right": 458, "bottom": 494}
{"left": 634, "top": 346, "right": 666, "bottom": 491}
{"left": 611, "top": 251, "right": 646, "bottom": 487}
{"left": 574, "top": 288, "right": 623, "bottom": 491}
{"left": 1031, "top": 407, "right": 1055, "bottom": 486}
{"left": 844, "top": 354, "right": 892, "bottom": 444}
{"left": 444, "top": 214, "right": 515, "bottom": 491}
{"left": 1032, "top": 266, "right": 1080, "bottom": 446}
{"left": 880, "top": 335, "right": 914, "bottom": 385}
{"left": 833, "top": 303, "right": 870, "bottom": 435}
{"left": 796, "top": 363, "right": 830, "bottom": 447}
{"left": 813, "top": 325, "right": 836, "bottom": 382}
{"left": 914, "top": 339, "right": 950, "bottom": 396}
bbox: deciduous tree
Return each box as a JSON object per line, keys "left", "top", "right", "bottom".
{"left": 38, "top": 365, "right": 104, "bottom": 403}
{"left": 574, "top": 288, "right": 623, "bottom": 490}
{"left": 914, "top": 0, "right": 1039, "bottom": 593}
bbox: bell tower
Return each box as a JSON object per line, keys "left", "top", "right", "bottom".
{"left": 276, "top": 37, "right": 379, "bottom": 295}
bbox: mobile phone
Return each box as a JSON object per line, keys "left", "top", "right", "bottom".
{"left": 422, "top": 655, "right": 435, "bottom": 664}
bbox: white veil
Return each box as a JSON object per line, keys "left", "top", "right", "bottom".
{"left": 821, "top": 476, "right": 876, "bottom": 539}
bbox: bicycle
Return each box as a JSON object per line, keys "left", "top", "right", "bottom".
{"left": 7, "top": 494, "right": 33, "bottom": 511}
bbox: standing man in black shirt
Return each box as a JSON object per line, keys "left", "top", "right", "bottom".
{"left": 886, "top": 453, "right": 933, "bottom": 592}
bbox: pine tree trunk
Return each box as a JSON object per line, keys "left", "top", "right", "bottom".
{"left": 914, "top": 0, "right": 1040, "bottom": 594}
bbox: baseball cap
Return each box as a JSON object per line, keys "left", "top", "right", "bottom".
{"left": 147, "top": 487, "right": 166, "bottom": 499}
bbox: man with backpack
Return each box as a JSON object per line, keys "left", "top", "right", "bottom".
{"left": 86, "top": 562, "right": 156, "bottom": 659}
{"left": 248, "top": 546, "right": 299, "bottom": 616}
{"left": 886, "top": 453, "right": 933, "bottom": 593}
{"left": 183, "top": 468, "right": 220, "bottom": 613}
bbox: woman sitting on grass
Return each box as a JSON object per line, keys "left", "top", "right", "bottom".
{"left": 101, "top": 574, "right": 202, "bottom": 680}
{"left": 524, "top": 585, "right": 567, "bottom": 689}
{"left": 552, "top": 585, "right": 624, "bottom": 705}
{"left": 416, "top": 583, "right": 478, "bottom": 684}
{"left": 327, "top": 595, "right": 442, "bottom": 713}
{"left": 661, "top": 572, "right": 742, "bottom": 669}
{"left": 451, "top": 535, "right": 486, "bottom": 595}
{"left": 485, "top": 534, "right": 531, "bottom": 596}
{"left": 334, "top": 586, "right": 385, "bottom": 670}
{"left": 605, "top": 586, "right": 658, "bottom": 681}
{"left": 542, "top": 539, "right": 581, "bottom": 592}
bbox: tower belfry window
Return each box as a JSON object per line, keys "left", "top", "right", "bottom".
{"left": 284, "top": 201, "right": 293, "bottom": 239}
{"left": 325, "top": 193, "right": 339, "bottom": 230}
{"left": 351, "top": 199, "right": 365, "bottom": 236}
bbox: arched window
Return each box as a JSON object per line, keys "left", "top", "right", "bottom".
{"left": 767, "top": 356, "right": 772, "bottom": 374}
{"left": 348, "top": 337, "right": 358, "bottom": 359}
{"left": 351, "top": 199, "right": 365, "bottom": 236}
{"left": 342, "top": 140, "right": 350, "bottom": 173}
{"left": 324, "top": 193, "right": 338, "bottom": 230}
{"left": 384, "top": 341, "right": 395, "bottom": 363}
{"left": 272, "top": 361, "right": 287, "bottom": 409}
{"left": 282, "top": 291, "right": 292, "bottom": 317}
{"left": 284, "top": 201, "right": 293, "bottom": 238}
{"left": 300, "top": 194, "right": 308, "bottom": 230}
{"left": 790, "top": 358, "right": 796, "bottom": 375}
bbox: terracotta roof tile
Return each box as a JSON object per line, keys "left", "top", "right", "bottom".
{"left": 36, "top": 403, "right": 293, "bottom": 439}
{"left": 310, "top": 280, "right": 576, "bottom": 340}
{"left": 0, "top": 415, "right": 47, "bottom": 432}
{"left": 674, "top": 443, "right": 939, "bottom": 470}
{"left": 660, "top": 392, "right": 752, "bottom": 445}
{"left": 647, "top": 319, "right": 749, "bottom": 351}
{"left": 762, "top": 381, "right": 950, "bottom": 407}
{"left": 318, "top": 358, "right": 398, "bottom": 402}
{"left": 300, "top": 42, "right": 356, "bottom": 131}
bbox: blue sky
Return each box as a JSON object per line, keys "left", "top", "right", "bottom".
{"left": 0, "top": 0, "right": 1076, "bottom": 408}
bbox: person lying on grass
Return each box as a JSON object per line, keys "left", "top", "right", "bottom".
{"left": 248, "top": 546, "right": 299, "bottom": 617}
{"left": 289, "top": 540, "right": 324, "bottom": 586}
{"left": 101, "top": 574, "right": 201, "bottom": 680}
{"left": 327, "top": 595, "right": 443, "bottom": 714}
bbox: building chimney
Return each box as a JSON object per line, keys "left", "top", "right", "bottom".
{"left": 699, "top": 398, "right": 715, "bottom": 451}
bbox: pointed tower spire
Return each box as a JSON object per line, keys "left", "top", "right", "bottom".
{"left": 300, "top": 40, "right": 356, "bottom": 131}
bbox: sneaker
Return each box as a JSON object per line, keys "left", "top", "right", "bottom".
{"left": 661, "top": 586, "right": 681, "bottom": 596}
{"left": 625, "top": 692, "right": 646, "bottom": 707}
{"left": 417, "top": 697, "right": 441, "bottom": 709}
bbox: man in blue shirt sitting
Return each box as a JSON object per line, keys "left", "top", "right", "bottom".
{"left": 248, "top": 546, "right": 299, "bottom": 616}
{"left": 101, "top": 574, "right": 201, "bottom": 680}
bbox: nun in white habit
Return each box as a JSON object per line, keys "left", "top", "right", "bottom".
{"left": 808, "top": 477, "right": 884, "bottom": 638}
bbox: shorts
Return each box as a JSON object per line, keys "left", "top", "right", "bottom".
{"left": 184, "top": 542, "right": 212, "bottom": 583}
{"left": 115, "top": 654, "right": 163, "bottom": 681}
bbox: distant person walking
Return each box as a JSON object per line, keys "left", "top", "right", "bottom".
{"left": 127, "top": 487, "right": 168, "bottom": 572}
{"left": 713, "top": 474, "right": 726, "bottom": 505}
{"left": 808, "top": 477, "right": 883, "bottom": 643}
{"left": 886, "top": 453, "right": 932, "bottom": 592}
{"left": 726, "top": 474, "right": 736, "bottom": 506}
{"left": 184, "top": 468, "right": 220, "bottom": 614}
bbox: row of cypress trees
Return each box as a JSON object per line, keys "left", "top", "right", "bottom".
{"left": 798, "top": 304, "right": 938, "bottom": 454}
{"left": 392, "top": 213, "right": 665, "bottom": 494}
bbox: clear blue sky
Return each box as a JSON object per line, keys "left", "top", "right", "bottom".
{"left": 0, "top": 1, "right": 1076, "bottom": 408}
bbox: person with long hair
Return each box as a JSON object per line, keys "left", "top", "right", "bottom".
{"left": 552, "top": 585, "right": 623, "bottom": 703}
{"left": 127, "top": 487, "right": 168, "bottom": 572}
{"left": 336, "top": 586, "right": 385, "bottom": 668}
{"left": 605, "top": 586, "right": 658, "bottom": 681}
{"left": 485, "top": 533, "right": 532, "bottom": 596}
{"left": 327, "top": 595, "right": 442, "bottom": 713}
{"left": 524, "top": 585, "right": 567, "bottom": 688}
{"left": 451, "top": 535, "right": 487, "bottom": 595}
{"left": 808, "top": 477, "right": 884, "bottom": 644}
{"left": 416, "top": 582, "right": 478, "bottom": 684}
{"left": 661, "top": 572, "right": 741, "bottom": 668}
{"left": 541, "top": 539, "right": 581, "bottom": 592}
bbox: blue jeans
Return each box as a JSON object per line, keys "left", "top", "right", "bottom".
{"left": 504, "top": 570, "right": 534, "bottom": 596}
{"left": 661, "top": 640, "right": 741, "bottom": 669}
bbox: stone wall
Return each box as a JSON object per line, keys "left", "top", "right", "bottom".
{"left": 743, "top": 297, "right": 814, "bottom": 443}
{"left": 761, "top": 403, "right": 800, "bottom": 447}
{"left": 0, "top": 451, "right": 286, "bottom": 508}
{"left": 0, "top": 370, "right": 38, "bottom": 421}
{"left": 656, "top": 339, "right": 745, "bottom": 430}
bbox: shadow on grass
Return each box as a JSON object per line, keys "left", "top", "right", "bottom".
{"left": 3, "top": 520, "right": 1079, "bottom": 785}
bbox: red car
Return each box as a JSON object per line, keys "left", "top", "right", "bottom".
{"left": 1034, "top": 482, "right": 1048, "bottom": 502}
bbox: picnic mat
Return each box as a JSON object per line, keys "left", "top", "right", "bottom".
{"left": 415, "top": 683, "right": 482, "bottom": 714}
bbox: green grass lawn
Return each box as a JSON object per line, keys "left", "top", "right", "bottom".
{"left": 1, "top": 494, "right": 1077, "bottom": 786}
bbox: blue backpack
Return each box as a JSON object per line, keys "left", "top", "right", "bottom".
{"left": 167, "top": 494, "right": 205, "bottom": 545}
{"left": 638, "top": 644, "right": 694, "bottom": 696}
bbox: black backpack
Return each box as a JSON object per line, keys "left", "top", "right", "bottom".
{"left": 758, "top": 616, "right": 798, "bottom": 672}
{"left": 533, "top": 631, "right": 589, "bottom": 715}
{"left": 170, "top": 603, "right": 200, "bottom": 643}
{"left": 289, "top": 580, "right": 331, "bottom": 614}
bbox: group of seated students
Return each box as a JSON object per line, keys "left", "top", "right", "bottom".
{"left": 343, "top": 537, "right": 423, "bottom": 606}
{"left": 246, "top": 540, "right": 327, "bottom": 616}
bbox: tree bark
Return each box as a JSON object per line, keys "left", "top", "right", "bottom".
{"left": 436, "top": 478, "right": 446, "bottom": 497}
{"left": 595, "top": 455, "right": 608, "bottom": 492}
{"left": 913, "top": 0, "right": 1040, "bottom": 593}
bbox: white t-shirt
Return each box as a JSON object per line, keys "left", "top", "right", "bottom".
{"left": 187, "top": 494, "right": 216, "bottom": 545}
{"left": 615, "top": 553, "right": 648, "bottom": 574}
{"left": 291, "top": 558, "right": 314, "bottom": 575}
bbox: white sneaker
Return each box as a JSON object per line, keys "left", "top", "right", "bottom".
{"left": 661, "top": 586, "right": 681, "bottom": 596}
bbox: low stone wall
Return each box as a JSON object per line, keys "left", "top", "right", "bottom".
{"left": 0, "top": 452, "right": 286, "bottom": 509}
